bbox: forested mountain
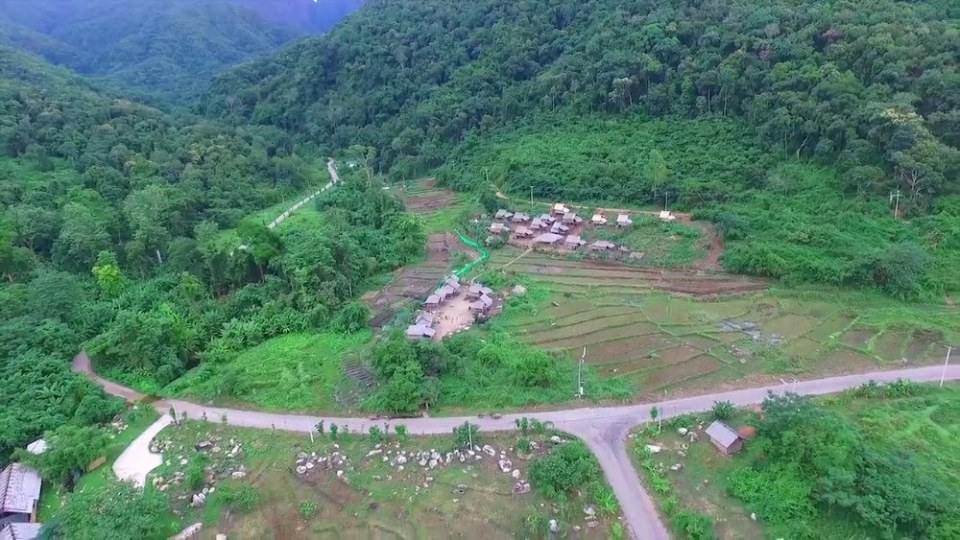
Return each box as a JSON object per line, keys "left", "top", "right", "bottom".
{"left": 207, "top": 0, "right": 959, "bottom": 209}
{"left": 0, "top": 46, "right": 423, "bottom": 462}
{"left": 0, "top": 0, "right": 363, "bottom": 104}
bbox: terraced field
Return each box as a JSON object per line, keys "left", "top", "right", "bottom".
{"left": 491, "top": 248, "right": 958, "bottom": 399}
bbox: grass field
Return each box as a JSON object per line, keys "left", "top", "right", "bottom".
{"left": 489, "top": 251, "right": 959, "bottom": 400}
{"left": 151, "top": 420, "right": 622, "bottom": 539}
{"left": 631, "top": 383, "right": 960, "bottom": 539}
{"left": 581, "top": 215, "right": 707, "bottom": 268}
{"left": 166, "top": 331, "right": 373, "bottom": 413}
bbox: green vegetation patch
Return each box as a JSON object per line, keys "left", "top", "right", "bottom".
{"left": 167, "top": 331, "right": 371, "bottom": 412}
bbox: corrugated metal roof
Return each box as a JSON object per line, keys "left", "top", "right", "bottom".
{"left": 0, "top": 463, "right": 42, "bottom": 515}
{"left": 0, "top": 523, "right": 42, "bottom": 540}
{"left": 705, "top": 421, "right": 740, "bottom": 448}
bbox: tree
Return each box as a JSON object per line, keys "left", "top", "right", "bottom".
{"left": 331, "top": 301, "right": 369, "bottom": 333}
{"left": 375, "top": 361, "right": 426, "bottom": 415}
{"left": 529, "top": 440, "right": 599, "bottom": 499}
{"left": 711, "top": 400, "right": 735, "bottom": 421}
{"left": 15, "top": 425, "right": 109, "bottom": 486}
{"left": 44, "top": 479, "right": 171, "bottom": 540}
{"left": 91, "top": 251, "right": 125, "bottom": 298}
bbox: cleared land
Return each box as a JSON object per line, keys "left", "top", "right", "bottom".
{"left": 491, "top": 249, "right": 958, "bottom": 400}
{"left": 151, "top": 421, "right": 621, "bottom": 539}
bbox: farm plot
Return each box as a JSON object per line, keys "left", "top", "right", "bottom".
{"left": 363, "top": 233, "right": 459, "bottom": 328}
{"left": 491, "top": 249, "right": 959, "bottom": 399}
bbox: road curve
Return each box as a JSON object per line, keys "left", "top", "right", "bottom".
{"left": 73, "top": 349, "right": 960, "bottom": 540}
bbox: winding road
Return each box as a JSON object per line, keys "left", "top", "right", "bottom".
{"left": 73, "top": 350, "right": 960, "bottom": 539}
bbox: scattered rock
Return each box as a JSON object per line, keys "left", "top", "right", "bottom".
{"left": 511, "top": 469, "right": 521, "bottom": 479}
{"left": 548, "top": 519, "right": 559, "bottom": 533}
{"left": 428, "top": 459, "right": 438, "bottom": 469}
{"left": 191, "top": 493, "right": 206, "bottom": 507}
{"left": 550, "top": 435, "right": 563, "bottom": 444}
{"left": 195, "top": 441, "right": 213, "bottom": 451}
{"left": 498, "top": 459, "right": 513, "bottom": 473}
{"left": 231, "top": 471, "right": 246, "bottom": 480}
{"left": 482, "top": 445, "right": 496, "bottom": 457}
{"left": 751, "top": 512, "right": 757, "bottom": 521}
{"left": 646, "top": 444, "right": 662, "bottom": 454}
{"left": 677, "top": 427, "right": 688, "bottom": 436}
{"left": 670, "top": 463, "right": 683, "bottom": 471}
{"left": 395, "top": 455, "right": 408, "bottom": 465}
{"left": 513, "top": 481, "right": 531, "bottom": 495}
{"left": 367, "top": 449, "right": 383, "bottom": 458}
{"left": 583, "top": 505, "right": 596, "bottom": 518}
{"left": 216, "top": 535, "right": 227, "bottom": 540}
{"left": 296, "top": 465, "right": 307, "bottom": 475}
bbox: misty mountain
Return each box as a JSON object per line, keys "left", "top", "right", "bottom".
{"left": 0, "top": 0, "right": 364, "bottom": 104}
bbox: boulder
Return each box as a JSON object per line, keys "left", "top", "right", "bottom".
{"left": 549, "top": 519, "right": 559, "bottom": 533}
{"left": 645, "top": 444, "right": 662, "bottom": 454}
{"left": 482, "top": 445, "right": 496, "bottom": 457}
{"left": 195, "top": 441, "right": 213, "bottom": 451}
{"left": 511, "top": 469, "right": 521, "bottom": 479}
{"left": 231, "top": 471, "right": 246, "bottom": 480}
{"left": 296, "top": 465, "right": 307, "bottom": 475}
{"left": 677, "top": 427, "right": 689, "bottom": 436}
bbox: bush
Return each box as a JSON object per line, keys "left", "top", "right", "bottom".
{"left": 711, "top": 400, "right": 734, "bottom": 421}
{"left": 331, "top": 301, "right": 370, "bottom": 333}
{"left": 186, "top": 454, "right": 208, "bottom": 491}
{"left": 529, "top": 440, "right": 599, "bottom": 499}
{"left": 299, "top": 500, "right": 318, "bottom": 519}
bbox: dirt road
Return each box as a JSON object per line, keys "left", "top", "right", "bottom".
{"left": 74, "top": 351, "right": 960, "bottom": 539}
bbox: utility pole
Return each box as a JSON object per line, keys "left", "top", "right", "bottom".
{"left": 890, "top": 189, "right": 901, "bottom": 219}
{"left": 577, "top": 347, "right": 586, "bottom": 398}
{"left": 530, "top": 185, "right": 534, "bottom": 208}
{"left": 941, "top": 346, "right": 953, "bottom": 388}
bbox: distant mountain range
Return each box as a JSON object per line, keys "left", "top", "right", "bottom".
{"left": 0, "top": 0, "right": 365, "bottom": 104}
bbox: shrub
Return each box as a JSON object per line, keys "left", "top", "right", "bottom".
{"left": 711, "top": 400, "right": 735, "bottom": 421}
{"left": 214, "top": 483, "right": 260, "bottom": 513}
{"left": 529, "top": 440, "right": 599, "bottom": 499}
{"left": 299, "top": 500, "right": 318, "bottom": 519}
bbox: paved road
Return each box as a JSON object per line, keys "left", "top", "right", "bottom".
{"left": 73, "top": 349, "right": 959, "bottom": 540}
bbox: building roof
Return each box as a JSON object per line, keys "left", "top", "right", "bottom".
{"left": 538, "top": 213, "right": 556, "bottom": 223}
{"left": 0, "top": 463, "right": 41, "bottom": 515}
{"left": 444, "top": 276, "right": 461, "bottom": 289}
{"left": 405, "top": 324, "right": 436, "bottom": 338}
{"left": 436, "top": 285, "right": 456, "bottom": 299}
{"left": 0, "top": 523, "right": 43, "bottom": 540}
{"left": 415, "top": 312, "right": 436, "bottom": 326}
{"left": 494, "top": 209, "right": 513, "bottom": 219}
{"left": 564, "top": 235, "right": 583, "bottom": 246}
{"left": 550, "top": 223, "right": 569, "bottom": 234}
{"left": 510, "top": 212, "right": 530, "bottom": 223}
{"left": 590, "top": 240, "right": 616, "bottom": 250}
{"left": 514, "top": 226, "right": 533, "bottom": 237}
{"left": 25, "top": 440, "right": 47, "bottom": 455}
{"left": 533, "top": 233, "right": 564, "bottom": 244}
{"left": 617, "top": 214, "right": 633, "bottom": 225}
{"left": 479, "top": 294, "right": 494, "bottom": 308}
{"left": 552, "top": 203, "right": 568, "bottom": 214}
{"left": 591, "top": 214, "right": 607, "bottom": 224}
{"left": 489, "top": 222, "right": 510, "bottom": 233}
{"left": 529, "top": 218, "right": 545, "bottom": 229}
{"left": 705, "top": 421, "right": 741, "bottom": 449}
{"left": 424, "top": 295, "right": 441, "bottom": 305}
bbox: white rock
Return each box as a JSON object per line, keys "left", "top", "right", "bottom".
{"left": 428, "top": 459, "right": 438, "bottom": 469}
{"left": 306, "top": 462, "right": 315, "bottom": 470}
{"left": 511, "top": 469, "right": 521, "bottom": 479}
{"left": 367, "top": 449, "right": 383, "bottom": 458}
{"left": 550, "top": 435, "right": 562, "bottom": 444}
{"left": 231, "top": 471, "right": 246, "bottom": 480}
{"left": 395, "top": 455, "right": 408, "bottom": 465}
{"left": 549, "top": 519, "right": 559, "bottom": 533}
{"left": 296, "top": 465, "right": 307, "bottom": 475}
{"left": 670, "top": 463, "right": 683, "bottom": 471}
{"left": 751, "top": 513, "right": 757, "bottom": 521}
{"left": 336, "top": 470, "right": 344, "bottom": 479}
{"left": 677, "top": 427, "right": 689, "bottom": 436}
{"left": 482, "top": 445, "right": 496, "bottom": 457}
{"left": 645, "top": 444, "right": 662, "bottom": 454}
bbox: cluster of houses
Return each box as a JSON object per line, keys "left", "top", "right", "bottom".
{"left": 0, "top": 441, "right": 46, "bottom": 540}
{"left": 406, "top": 275, "right": 495, "bottom": 340}
{"left": 488, "top": 203, "right": 634, "bottom": 253}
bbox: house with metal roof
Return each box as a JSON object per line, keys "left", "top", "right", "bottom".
{"left": 616, "top": 214, "right": 633, "bottom": 227}
{"left": 705, "top": 421, "right": 743, "bottom": 455}
{"left": 513, "top": 226, "right": 534, "bottom": 239}
{"left": 591, "top": 213, "right": 608, "bottom": 225}
{"left": 590, "top": 240, "right": 617, "bottom": 251}
{"left": 494, "top": 209, "right": 514, "bottom": 219}
{"left": 405, "top": 324, "right": 436, "bottom": 340}
{"left": 552, "top": 203, "right": 569, "bottom": 215}
{"left": 0, "top": 463, "right": 41, "bottom": 526}
{"left": 550, "top": 222, "right": 569, "bottom": 234}
{"left": 466, "top": 283, "right": 493, "bottom": 300}
{"left": 0, "top": 523, "right": 42, "bottom": 540}
{"left": 510, "top": 212, "right": 530, "bottom": 223}
{"left": 489, "top": 222, "right": 510, "bottom": 234}
{"left": 423, "top": 294, "right": 442, "bottom": 306}
{"left": 564, "top": 235, "right": 585, "bottom": 249}
{"left": 533, "top": 232, "right": 564, "bottom": 245}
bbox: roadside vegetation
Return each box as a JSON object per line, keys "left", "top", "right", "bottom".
{"left": 633, "top": 382, "right": 960, "bottom": 539}
{"left": 135, "top": 418, "right": 618, "bottom": 538}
